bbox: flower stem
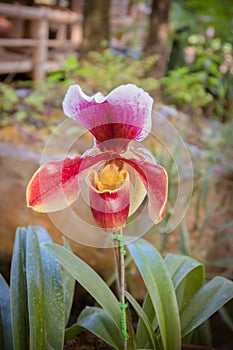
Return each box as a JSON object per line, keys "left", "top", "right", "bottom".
{"left": 119, "top": 229, "right": 127, "bottom": 350}
{"left": 111, "top": 229, "right": 129, "bottom": 350}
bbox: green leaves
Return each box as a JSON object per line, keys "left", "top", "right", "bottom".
{"left": 8, "top": 229, "right": 230, "bottom": 350}
{"left": 181, "top": 276, "right": 233, "bottom": 337}
{"left": 10, "top": 228, "right": 29, "bottom": 350}
{"left": 43, "top": 242, "right": 124, "bottom": 349}
{"left": 61, "top": 238, "right": 76, "bottom": 326}
{"left": 9, "top": 226, "right": 75, "bottom": 350}
{"left": 26, "top": 227, "right": 47, "bottom": 349}
{"left": 43, "top": 243, "right": 121, "bottom": 331}
{"left": 125, "top": 291, "right": 158, "bottom": 349}
{"left": 43, "top": 237, "right": 233, "bottom": 349}
{"left": 165, "top": 253, "right": 205, "bottom": 309}
{"left": 78, "top": 307, "right": 123, "bottom": 349}
{"left": 127, "top": 239, "right": 233, "bottom": 349}
{"left": 128, "top": 239, "right": 181, "bottom": 350}
{"left": 0, "top": 274, "right": 13, "bottom": 350}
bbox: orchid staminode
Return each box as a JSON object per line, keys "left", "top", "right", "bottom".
{"left": 26, "top": 84, "right": 168, "bottom": 231}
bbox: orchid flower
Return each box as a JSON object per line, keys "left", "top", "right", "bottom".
{"left": 26, "top": 84, "right": 168, "bottom": 232}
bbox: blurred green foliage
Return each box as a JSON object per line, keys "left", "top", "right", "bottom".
{"left": 165, "top": 0, "right": 233, "bottom": 121}
{"left": 171, "top": 0, "right": 233, "bottom": 44}
{"left": 0, "top": 81, "right": 64, "bottom": 129}
{"left": 48, "top": 49, "right": 159, "bottom": 94}
{"left": 0, "top": 50, "right": 159, "bottom": 128}
{"left": 0, "top": 83, "right": 18, "bottom": 112}
{"left": 185, "top": 0, "right": 233, "bottom": 44}
{"left": 162, "top": 67, "right": 213, "bottom": 114}
{"left": 1, "top": 0, "right": 233, "bottom": 124}
{"left": 163, "top": 36, "right": 233, "bottom": 121}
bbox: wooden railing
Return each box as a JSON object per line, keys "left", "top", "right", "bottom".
{"left": 0, "top": 3, "right": 81, "bottom": 80}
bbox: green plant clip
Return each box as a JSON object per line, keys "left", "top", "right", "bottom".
{"left": 119, "top": 302, "right": 129, "bottom": 340}
{"left": 110, "top": 234, "right": 126, "bottom": 255}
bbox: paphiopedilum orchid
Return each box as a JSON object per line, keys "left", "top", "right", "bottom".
{"left": 26, "top": 84, "right": 168, "bottom": 232}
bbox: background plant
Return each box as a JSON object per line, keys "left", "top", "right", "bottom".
{"left": 163, "top": 37, "right": 233, "bottom": 121}
{"left": 48, "top": 50, "right": 159, "bottom": 94}
{"left": 0, "top": 51, "right": 159, "bottom": 129}
{"left": 164, "top": 0, "right": 233, "bottom": 121}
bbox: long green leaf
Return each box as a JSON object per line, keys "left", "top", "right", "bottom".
{"left": 125, "top": 291, "right": 157, "bottom": 349}
{"left": 0, "top": 274, "right": 13, "bottom": 350}
{"left": 181, "top": 276, "right": 233, "bottom": 337}
{"left": 165, "top": 254, "right": 204, "bottom": 308}
{"left": 61, "top": 237, "right": 75, "bottom": 326}
{"left": 136, "top": 293, "right": 158, "bottom": 346}
{"left": 36, "top": 226, "right": 65, "bottom": 349}
{"left": 0, "top": 311, "right": 4, "bottom": 350}
{"left": 165, "top": 254, "right": 204, "bottom": 290}
{"left": 11, "top": 226, "right": 67, "bottom": 350}
{"left": 137, "top": 254, "right": 204, "bottom": 345}
{"left": 26, "top": 227, "right": 46, "bottom": 350}
{"left": 43, "top": 243, "right": 121, "bottom": 331}
{"left": 26, "top": 226, "right": 66, "bottom": 349}
{"left": 128, "top": 239, "right": 181, "bottom": 350}
{"left": 10, "top": 227, "right": 29, "bottom": 350}
{"left": 77, "top": 307, "right": 123, "bottom": 349}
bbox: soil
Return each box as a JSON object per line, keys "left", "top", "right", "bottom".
{"left": 63, "top": 332, "right": 220, "bottom": 350}
{"left": 64, "top": 331, "right": 114, "bottom": 350}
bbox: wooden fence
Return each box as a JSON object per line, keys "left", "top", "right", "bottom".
{"left": 0, "top": 3, "right": 81, "bottom": 80}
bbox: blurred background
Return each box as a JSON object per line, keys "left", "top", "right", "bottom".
{"left": 0, "top": 0, "right": 233, "bottom": 348}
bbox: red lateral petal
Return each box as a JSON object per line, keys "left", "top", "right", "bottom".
{"left": 89, "top": 171, "right": 130, "bottom": 231}
{"left": 26, "top": 153, "right": 110, "bottom": 213}
{"left": 26, "top": 157, "right": 81, "bottom": 212}
{"left": 122, "top": 158, "right": 168, "bottom": 223}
